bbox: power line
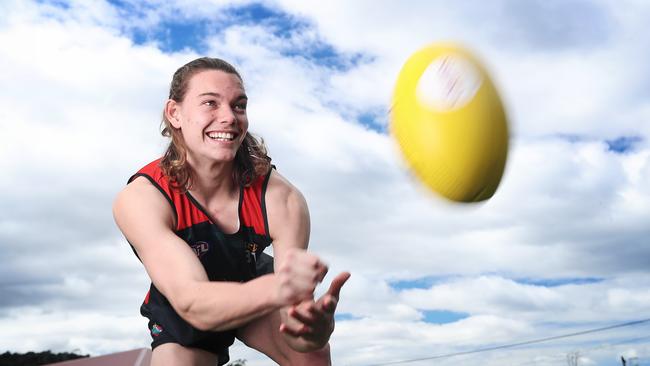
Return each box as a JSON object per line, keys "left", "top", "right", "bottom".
{"left": 508, "top": 333, "right": 650, "bottom": 366}
{"left": 357, "top": 317, "right": 650, "bottom": 366}
{"left": 442, "top": 333, "right": 650, "bottom": 366}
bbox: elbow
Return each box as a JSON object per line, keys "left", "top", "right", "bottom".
{"left": 172, "top": 292, "right": 214, "bottom": 332}
{"left": 189, "top": 319, "right": 214, "bottom": 332}
{"left": 174, "top": 294, "right": 233, "bottom": 332}
{"left": 178, "top": 309, "right": 212, "bottom": 332}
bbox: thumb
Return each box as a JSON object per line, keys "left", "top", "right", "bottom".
{"left": 326, "top": 272, "right": 351, "bottom": 299}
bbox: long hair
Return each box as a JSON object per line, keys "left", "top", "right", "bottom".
{"left": 160, "top": 57, "right": 271, "bottom": 191}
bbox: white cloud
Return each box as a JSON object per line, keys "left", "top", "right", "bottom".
{"left": 0, "top": 307, "right": 149, "bottom": 355}
{"left": 399, "top": 274, "right": 650, "bottom": 323}
{"left": 2, "top": 1, "right": 650, "bottom": 365}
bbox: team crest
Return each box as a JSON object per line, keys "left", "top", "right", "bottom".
{"left": 151, "top": 323, "right": 163, "bottom": 337}
{"left": 190, "top": 241, "right": 210, "bottom": 257}
{"left": 246, "top": 243, "right": 258, "bottom": 263}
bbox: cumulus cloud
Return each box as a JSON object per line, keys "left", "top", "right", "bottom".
{"left": 1, "top": 0, "right": 650, "bottom": 365}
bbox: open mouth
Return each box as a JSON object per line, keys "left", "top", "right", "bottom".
{"left": 206, "top": 131, "right": 238, "bottom": 142}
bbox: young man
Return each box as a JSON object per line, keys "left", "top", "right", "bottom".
{"left": 113, "top": 57, "right": 350, "bottom": 365}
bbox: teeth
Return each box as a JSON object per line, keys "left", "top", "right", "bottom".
{"left": 207, "top": 132, "right": 235, "bottom": 141}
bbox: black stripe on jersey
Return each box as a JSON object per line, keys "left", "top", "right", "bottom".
{"left": 236, "top": 182, "right": 245, "bottom": 233}
{"left": 185, "top": 187, "right": 244, "bottom": 235}
{"left": 261, "top": 169, "right": 272, "bottom": 237}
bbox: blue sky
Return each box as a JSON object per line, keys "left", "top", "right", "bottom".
{"left": 2, "top": 1, "right": 650, "bottom": 365}
{"left": 391, "top": 275, "right": 605, "bottom": 290}
{"left": 103, "top": 0, "right": 387, "bottom": 136}
{"left": 107, "top": 0, "right": 367, "bottom": 71}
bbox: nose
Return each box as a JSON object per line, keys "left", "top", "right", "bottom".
{"left": 217, "top": 105, "right": 237, "bottom": 125}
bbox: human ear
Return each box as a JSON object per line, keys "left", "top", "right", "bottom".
{"left": 165, "top": 99, "right": 182, "bottom": 129}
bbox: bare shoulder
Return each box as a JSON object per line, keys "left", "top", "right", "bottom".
{"left": 265, "top": 170, "right": 306, "bottom": 207}
{"left": 114, "top": 177, "right": 171, "bottom": 216}
{"left": 113, "top": 177, "right": 209, "bottom": 321}
{"left": 113, "top": 176, "right": 175, "bottom": 241}
{"left": 265, "top": 170, "right": 309, "bottom": 221}
{"left": 265, "top": 170, "right": 310, "bottom": 249}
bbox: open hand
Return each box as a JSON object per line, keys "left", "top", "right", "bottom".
{"left": 279, "top": 272, "right": 351, "bottom": 348}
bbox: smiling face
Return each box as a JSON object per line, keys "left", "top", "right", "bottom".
{"left": 167, "top": 69, "right": 249, "bottom": 167}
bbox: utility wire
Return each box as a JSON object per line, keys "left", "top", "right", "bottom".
{"left": 453, "top": 333, "right": 650, "bottom": 366}
{"left": 499, "top": 333, "right": 650, "bottom": 366}
{"left": 358, "top": 317, "right": 650, "bottom": 366}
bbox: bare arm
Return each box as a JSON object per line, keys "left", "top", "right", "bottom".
{"left": 265, "top": 173, "right": 327, "bottom": 352}
{"left": 238, "top": 170, "right": 349, "bottom": 361}
{"left": 113, "top": 177, "right": 322, "bottom": 332}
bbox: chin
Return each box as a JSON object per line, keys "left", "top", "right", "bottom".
{"left": 213, "top": 151, "right": 239, "bottom": 162}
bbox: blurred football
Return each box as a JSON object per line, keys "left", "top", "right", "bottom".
{"left": 390, "top": 43, "right": 509, "bottom": 203}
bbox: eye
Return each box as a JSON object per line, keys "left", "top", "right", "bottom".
{"left": 234, "top": 102, "right": 247, "bottom": 112}
{"left": 202, "top": 100, "right": 217, "bottom": 107}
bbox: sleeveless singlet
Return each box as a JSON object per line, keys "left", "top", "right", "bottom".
{"left": 127, "top": 159, "right": 274, "bottom": 365}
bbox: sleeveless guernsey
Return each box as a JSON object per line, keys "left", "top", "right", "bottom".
{"left": 127, "top": 159, "right": 274, "bottom": 365}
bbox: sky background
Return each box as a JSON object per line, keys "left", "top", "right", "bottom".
{"left": 1, "top": 0, "right": 650, "bottom": 365}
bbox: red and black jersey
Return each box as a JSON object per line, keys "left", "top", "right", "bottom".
{"left": 127, "top": 158, "right": 274, "bottom": 364}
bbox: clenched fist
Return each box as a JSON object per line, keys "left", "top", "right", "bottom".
{"left": 275, "top": 248, "right": 328, "bottom": 306}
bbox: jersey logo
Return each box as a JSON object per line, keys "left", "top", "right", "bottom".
{"left": 151, "top": 323, "right": 163, "bottom": 337}
{"left": 246, "top": 243, "right": 258, "bottom": 264}
{"left": 190, "top": 241, "right": 210, "bottom": 257}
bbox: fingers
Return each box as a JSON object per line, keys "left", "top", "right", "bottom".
{"left": 275, "top": 248, "right": 330, "bottom": 306}
{"left": 315, "top": 271, "right": 349, "bottom": 314}
{"left": 326, "top": 271, "right": 351, "bottom": 299}
{"left": 321, "top": 294, "right": 338, "bottom": 313}
{"left": 280, "top": 300, "right": 320, "bottom": 338}
{"left": 281, "top": 249, "right": 327, "bottom": 279}
{"left": 288, "top": 302, "right": 319, "bottom": 324}
{"left": 275, "top": 248, "right": 349, "bottom": 310}
{"left": 279, "top": 321, "right": 311, "bottom": 337}
{"left": 281, "top": 301, "right": 329, "bottom": 341}
{"left": 315, "top": 260, "right": 329, "bottom": 283}
{"left": 278, "top": 271, "right": 350, "bottom": 345}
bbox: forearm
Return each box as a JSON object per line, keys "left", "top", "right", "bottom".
{"left": 180, "top": 274, "right": 281, "bottom": 331}
{"left": 237, "top": 309, "right": 332, "bottom": 366}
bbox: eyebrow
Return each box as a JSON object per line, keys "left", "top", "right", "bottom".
{"left": 198, "top": 92, "right": 248, "bottom": 101}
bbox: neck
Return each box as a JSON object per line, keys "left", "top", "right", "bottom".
{"left": 187, "top": 155, "right": 238, "bottom": 201}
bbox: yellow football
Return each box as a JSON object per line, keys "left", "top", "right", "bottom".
{"left": 390, "top": 43, "right": 509, "bottom": 203}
